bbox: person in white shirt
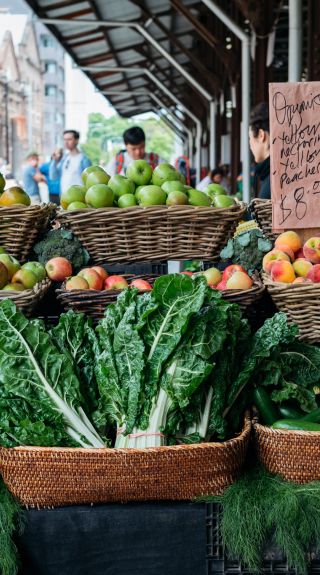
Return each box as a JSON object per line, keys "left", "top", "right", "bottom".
{"left": 106, "top": 127, "right": 160, "bottom": 176}
{"left": 49, "top": 130, "right": 91, "bottom": 195}
{"left": 197, "top": 167, "right": 230, "bottom": 192}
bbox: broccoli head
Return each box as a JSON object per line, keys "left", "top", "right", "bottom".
{"left": 33, "top": 228, "right": 90, "bottom": 272}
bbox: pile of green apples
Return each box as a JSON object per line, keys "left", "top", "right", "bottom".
{"left": 61, "top": 161, "right": 236, "bottom": 210}
{"left": 0, "top": 248, "right": 47, "bottom": 291}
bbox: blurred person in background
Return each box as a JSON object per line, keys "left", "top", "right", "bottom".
{"left": 249, "top": 102, "right": 270, "bottom": 199}
{"left": 22, "top": 152, "right": 46, "bottom": 204}
{"left": 50, "top": 130, "right": 91, "bottom": 195}
{"left": 40, "top": 148, "right": 63, "bottom": 203}
{"left": 106, "top": 126, "right": 160, "bottom": 176}
{"left": 197, "top": 167, "right": 226, "bottom": 192}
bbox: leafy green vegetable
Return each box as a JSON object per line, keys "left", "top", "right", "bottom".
{"left": 50, "top": 311, "right": 99, "bottom": 414}
{"left": 0, "top": 300, "right": 104, "bottom": 448}
{"left": 220, "top": 228, "right": 273, "bottom": 275}
{"left": 207, "top": 465, "right": 320, "bottom": 573}
{"left": 32, "top": 228, "right": 90, "bottom": 271}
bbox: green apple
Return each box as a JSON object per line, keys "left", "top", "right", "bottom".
{"left": 22, "top": 261, "right": 46, "bottom": 282}
{"left": 137, "top": 185, "right": 167, "bottom": 206}
{"left": 135, "top": 185, "right": 144, "bottom": 201}
{"left": 81, "top": 165, "right": 107, "bottom": 185}
{"left": 179, "top": 173, "right": 186, "bottom": 184}
{"left": 188, "top": 189, "right": 211, "bottom": 207}
{"left": 205, "top": 183, "right": 226, "bottom": 197}
{"left": 85, "top": 170, "right": 110, "bottom": 189}
{"left": 152, "top": 163, "right": 181, "bottom": 187}
{"left": 212, "top": 195, "right": 235, "bottom": 208}
{"left": 118, "top": 194, "right": 138, "bottom": 208}
{"left": 12, "top": 268, "right": 38, "bottom": 289}
{"left": 85, "top": 184, "right": 114, "bottom": 208}
{"left": 108, "top": 175, "right": 135, "bottom": 198}
{"left": 161, "top": 180, "right": 186, "bottom": 194}
{"left": 0, "top": 254, "right": 20, "bottom": 280}
{"left": 166, "top": 191, "right": 188, "bottom": 206}
{"left": 67, "top": 201, "right": 88, "bottom": 210}
{"left": 2, "top": 282, "right": 25, "bottom": 292}
{"left": 60, "top": 185, "right": 86, "bottom": 209}
{"left": 0, "top": 261, "right": 8, "bottom": 289}
{"left": 0, "top": 172, "right": 5, "bottom": 192}
{"left": 0, "top": 247, "right": 7, "bottom": 254}
{"left": 126, "top": 160, "right": 153, "bottom": 185}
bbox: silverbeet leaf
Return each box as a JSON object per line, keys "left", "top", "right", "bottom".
{"left": 0, "top": 300, "right": 104, "bottom": 448}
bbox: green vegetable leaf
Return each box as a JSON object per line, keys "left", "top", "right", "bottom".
{"left": 0, "top": 300, "right": 104, "bottom": 448}
{"left": 220, "top": 239, "right": 234, "bottom": 259}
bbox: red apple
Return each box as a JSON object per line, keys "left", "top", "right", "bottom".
{"left": 307, "top": 264, "right": 320, "bottom": 283}
{"left": 216, "top": 280, "right": 227, "bottom": 290}
{"left": 104, "top": 275, "right": 129, "bottom": 290}
{"left": 131, "top": 279, "right": 153, "bottom": 291}
{"left": 78, "top": 268, "right": 103, "bottom": 290}
{"left": 91, "top": 266, "right": 108, "bottom": 281}
{"left": 65, "top": 276, "right": 89, "bottom": 290}
{"left": 180, "top": 271, "right": 193, "bottom": 276}
{"left": 226, "top": 271, "right": 253, "bottom": 290}
{"left": 303, "top": 237, "right": 320, "bottom": 264}
{"left": 45, "top": 257, "right": 72, "bottom": 281}
{"left": 222, "top": 264, "right": 245, "bottom": 282}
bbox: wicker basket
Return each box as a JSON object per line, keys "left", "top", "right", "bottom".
{"left": 0, "top": 417, "right": 251, "bottom": 508}
{"left": 56, "top": 274, "right": 157, "bottom": 322}
{"left": 0, "top": 279, "right": 51, "bottom": 316}
{"left": 0, "top": 203, "right": 55, "bottom": 262}
{"left": 254, "top": 421, "right": 320, "bottom": 483}
{"left": 250, "top": 199, "right": 278, "bottom": 241}
{"left": 56, "top": 203, "right": 246, "bottom": 264}
{"left": 262, "top": 272, "right": 320, "bottom": 342}
{"left": 220, "top": 272, "right": 265, "bottom": 312}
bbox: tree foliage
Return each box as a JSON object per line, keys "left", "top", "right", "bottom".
{"left": 83, "top": 113, "right": 176, "bottom": 165}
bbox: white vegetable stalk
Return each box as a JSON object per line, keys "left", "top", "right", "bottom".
{"left": 115, "top": 388, "right": 172, "bottom": 448}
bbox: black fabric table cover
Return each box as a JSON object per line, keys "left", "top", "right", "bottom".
{"left": 17, "top": 502, "right": 206, "bottom": 575}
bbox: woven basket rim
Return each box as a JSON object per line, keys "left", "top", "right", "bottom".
{"left": 56, "top": 202, "right": 246, "bottom": 215}
{"left": 0, "top": 202, "right": 54, "bottom": 212}
{"left": 254, "top": 420, "right": 320, "bottom": 437}
{"left": 262, "top": 271, "right": 320, "bottom": 292}
{"left": 1, "top": 416, "right": 251, "bottom": 456}
{"left": 0, "top": 278, "right": 51, "bottom": 300}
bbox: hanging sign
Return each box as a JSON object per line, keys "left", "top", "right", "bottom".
{"left": 269, "top": 82, "right": 320, "bottom": 229}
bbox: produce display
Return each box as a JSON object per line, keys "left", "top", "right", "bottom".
{"left": 0, "top": 248, "right": 47, "bottom": 291}
{"left": 0, "top": 173, "right": 31, "bottom": 207}
{"left": 60, "top": 162, "right": 236, "bottom": 209}
{"left": 263, "top": 230, "right": 320, "bottom": 284}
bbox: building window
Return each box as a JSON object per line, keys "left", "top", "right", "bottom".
{"left": 45, "top": 61, "right": 57, "bottom": 74}
{"left": 57, "top": 89, "right": 64, "bottom": 103}
{"left": 45, "top": 85, "right": 57, "bottom": 97}
{"left": 55, "top": 111, "right": 63, "bottom": 124}
{"left": 41, "top": 34, "right": 56, "bottom": 48}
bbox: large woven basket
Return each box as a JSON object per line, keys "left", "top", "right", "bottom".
{"left": 254, "top": 421, "right": 320, "bottom": 483}
{"left": 56, "top": 203, "right": 246, "bottom": 263}
{"left": 0, "top": 418, "right": 251, "bottom": 508}
{"left": 220, "top": 272, "right": 265, "bottom": 312}
{"left": 0, "top": 203, "right": 55, "bottom": 262}
{"left": 262, "top": 272, "right": 320, "bottom": 342}
{"left": 250, "top": 199, "right": 278, "bottom": 241}
{"left": 56, "top": 274, "right": 158, "bottom": 322}
{"left": 0, "top": 279, "right": 51, "bottom": 316}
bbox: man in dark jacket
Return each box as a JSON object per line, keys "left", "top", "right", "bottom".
{"left": 249, "top": 102, "right": 270, "bottom": 199}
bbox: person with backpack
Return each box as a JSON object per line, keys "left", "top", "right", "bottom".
{"left": 106, "top": 126, "right": 160, "bottom": 176}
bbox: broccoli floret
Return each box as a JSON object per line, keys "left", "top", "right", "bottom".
{"left": 33, "top": 228, "right": 90, "bottom": 272}
{"left": 220, "top": 229, "right": 273, "bottom": 275}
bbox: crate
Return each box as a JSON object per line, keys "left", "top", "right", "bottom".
{"left": 205, "top": 502, "right": 320, "bottom": 574}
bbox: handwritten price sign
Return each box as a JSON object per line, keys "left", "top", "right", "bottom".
{"left": 269, "top": 82, "right": 320, "bottom": 229}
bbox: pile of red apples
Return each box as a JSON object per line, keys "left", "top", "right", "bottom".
{"left": 44, "top": 257, "right": 152, "bottom": 291}
{"left": 185, "top": 265, "right": 253, "bottom": 290}
{"left": 263, "top": 231, "right": 320, "bottom": 284}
